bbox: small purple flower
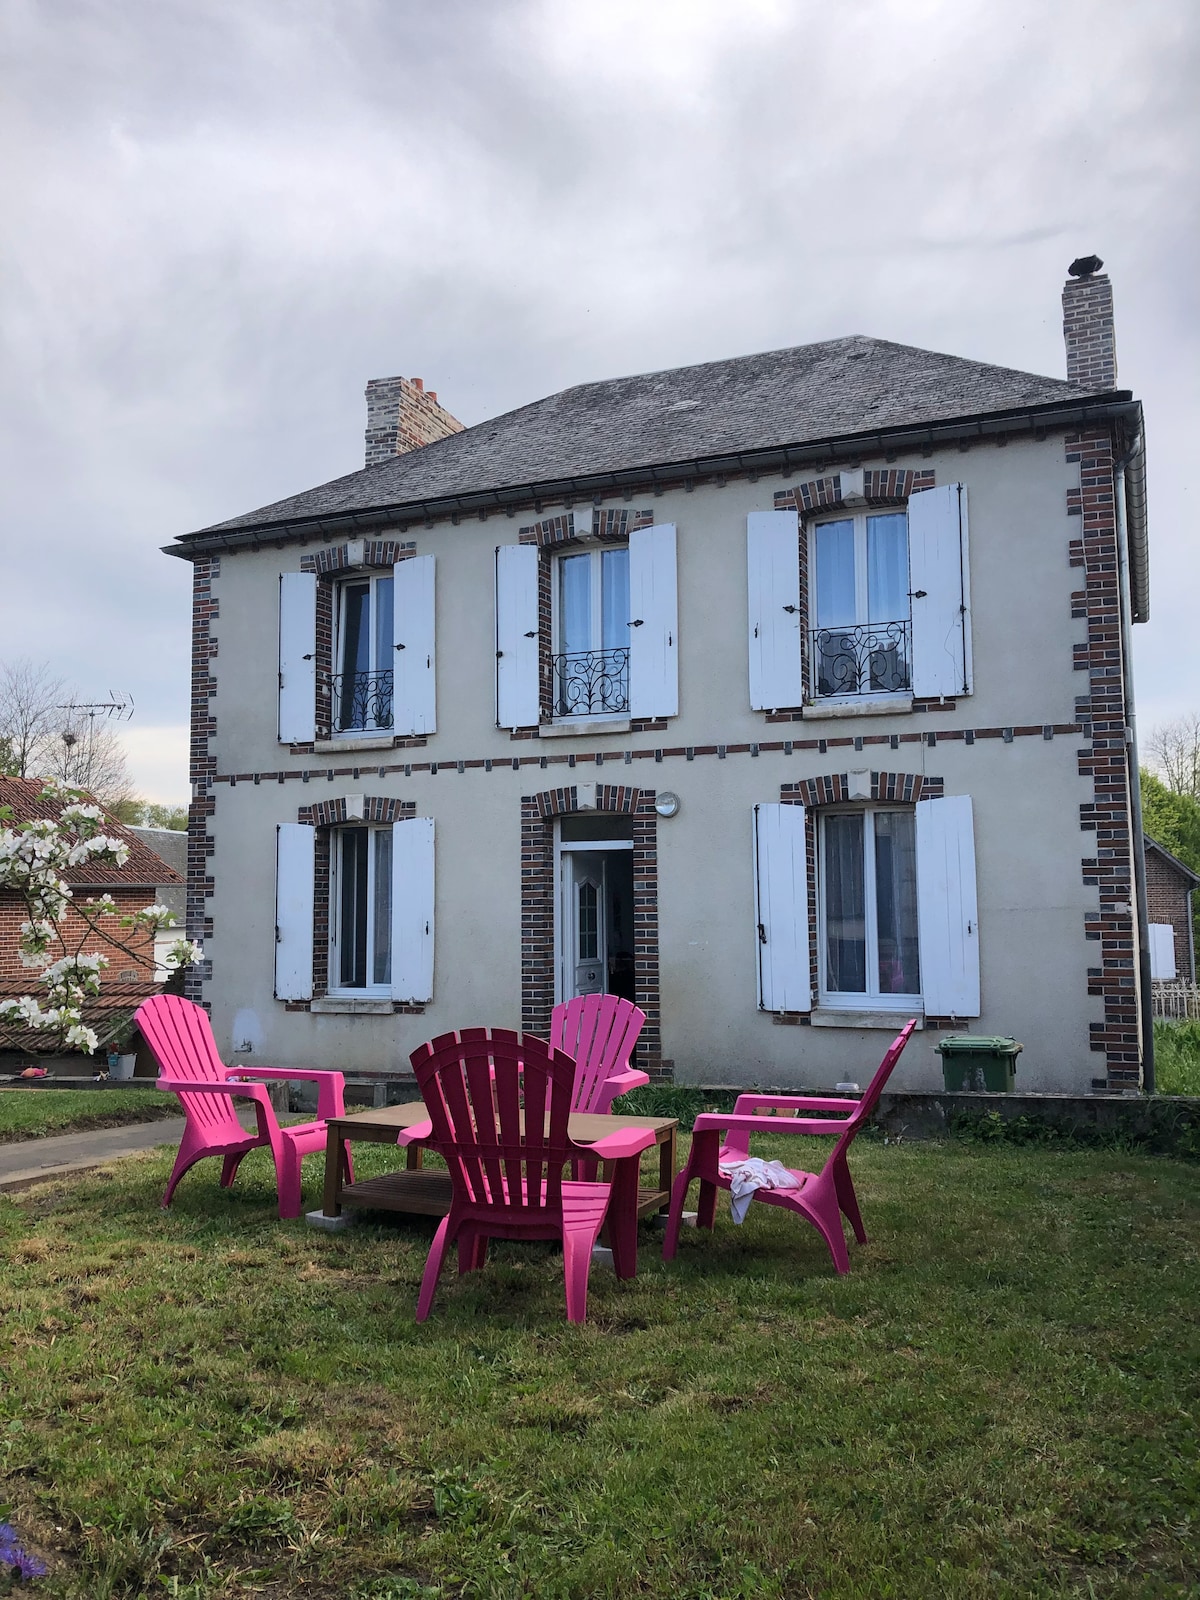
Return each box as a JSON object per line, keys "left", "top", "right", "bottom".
{"left": 0, "top": 1521, "right": 47, "bottom": 1579}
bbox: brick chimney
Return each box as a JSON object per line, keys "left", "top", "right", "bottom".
{"left": 1062, "top": 256, "right": 1117, "bottom": 390}
{"left": 364, "top": 375, "right": 464, "bottom": 466}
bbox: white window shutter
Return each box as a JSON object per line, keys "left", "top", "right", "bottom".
{"left": 753, "top": 803, "right": 811, "bottom": 1012}
{"left": 747, "top": 511, "right": 803, "bottom": 711}
{"left": 494, "top": 545, "right": 540, "bottom": 729}
{"left": 393, "top": 555, "right": 436, "bottom": 736}
{"left": 909, "top": 484, "right": 972, "bottom": 699}
{"left": 629, "top": 522, "right": 678, "bottom": 719}
{"left": 274, "top": 823, "right": 315, "bottom": 1000}
{"left": 278, "top": 572, "right": 317, "bottom": 743}
{"left": 915, "top": 795, "right": 980, "bottom": 1016}
{"left": 391, "top": 816, "right": 435, "bottom": 1003}
{"left": 1149, "top": 923, "right": 1177, "bottom": 981}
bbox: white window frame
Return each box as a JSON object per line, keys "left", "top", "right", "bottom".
{"left": 328, "top": 824, "right": 393, "bottom": 995}
{"left": 333, "top": 572, "right": 395, "bottom": 736}
{"left": 551, "top": 543, "right": 631, "bottom": 723}
{"left": 808, "top": 509, "right": 912, "bottom": 702}
{"left": 816, "top": 805, "right": 922, "bottom": 1011}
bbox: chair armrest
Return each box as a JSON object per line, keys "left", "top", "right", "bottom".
{"left": 692, "top": 1111, "right": 855, "bottom": 1138}
{"left": 587, "top": 1126, "right": 657, "bottom": 1161}
{"left": 396, "top": 1119, "right": 434, "bottom": 1148}
{"left": 606, "top": 1068, "right": 651, "bottom": 1096}
{"left": 230, "top": 1065, "right": 346, "bottom": 1119}
{"left": 731, "top": 1093, "right": 861, "bottom": 1115}
{"left": 157, "top": 1078, "right": 268, "bottom": 1100}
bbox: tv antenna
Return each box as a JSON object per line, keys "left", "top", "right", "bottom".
{"left": 56, "top": 694, "right": 135, "bottom": 749}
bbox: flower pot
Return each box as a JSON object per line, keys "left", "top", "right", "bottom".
{"left": 109, "top": 1053, "right": 136, "bottom": 1081}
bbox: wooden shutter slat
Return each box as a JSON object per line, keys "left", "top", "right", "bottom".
{"left": 915, "top": 794, "right": 980, "bottom": 1016}
{"left": 753, "top": 803, "right": 811, "bottom": 1012}
{"left": 909, "top": 484, "right": 972, "bottom": 700}
{"left": 393, "top": 554, "right": 436, "bottom": 736}
{"left": 747, "top": 511, "right": 802, "bottom": 711}
{"left": 629, "top": 523, "right": 678, "bottom": 719}
{"left": 275, "top": 823, "right": 315, "bottom": 1000}
{"left": 494, "top": 545, "right": 540, "bottom": 729}
{"left": 278, "top": 573, "right": 317, "bottom": 743}
{"left": 391, "top": 816, "right": 435, "bottom": 1003}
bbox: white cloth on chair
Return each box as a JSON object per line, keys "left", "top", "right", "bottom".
{"left": 718, "top": 1156, "right": 801, "bottom": 1224}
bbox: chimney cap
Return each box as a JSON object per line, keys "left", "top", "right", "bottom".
{"left": 1068, "top": 255, "right": 1104, "bottom": 279}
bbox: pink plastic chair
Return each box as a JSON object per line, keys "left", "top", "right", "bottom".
{"left": 551, "top": 994, "right": 649, "bottom": 1114}
{"left": 136, "top": 994, "right": 351, "bottom": 1220}
{"left": 403, "top": 1027, "right": 657, "bottom": 1324}
{"left": 662, "top": 1021, "right": 917, "bottom": 1275}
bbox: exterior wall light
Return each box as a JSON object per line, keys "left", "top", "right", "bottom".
{"left": 654, "top": 791, "right": 680, "bottom": 818}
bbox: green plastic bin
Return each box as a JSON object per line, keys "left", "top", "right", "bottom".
{"left": 936, "top": 1035, "right": 1023, "bottom": 1092}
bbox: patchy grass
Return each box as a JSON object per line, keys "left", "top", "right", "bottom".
{"left": 0, "top": 1135, "right": 1197, "bottom": 1598}
{"left": 0, "top": 1088, "right": 173, "bottom": 1143}
{"left": 1153, "top": 1019, "right": 1200, "bottom": 1096}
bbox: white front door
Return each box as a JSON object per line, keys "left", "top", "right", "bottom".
{"left": 562, "top": 852, "right": 607, "bottom": 998}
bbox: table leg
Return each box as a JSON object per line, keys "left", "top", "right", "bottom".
{"left": 658, "top": 1125, "right": 676, "bottom": 1214}
{"left": 322, "top": 1131, "right": 346, "bottom": 1218}
{"left": 607, "top": 1155, "right": 640, "bottom": 1280}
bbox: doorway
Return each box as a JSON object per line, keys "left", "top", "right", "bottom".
{"left": 556, "top": 815, "right": 636, "bottom": 1003}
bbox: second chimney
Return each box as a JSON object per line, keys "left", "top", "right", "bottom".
{"left": 1062, "top": 257, "right": 1117, "bottom": 390}
{"left": 364, "top": 376, "right": 464, "bottom": 466}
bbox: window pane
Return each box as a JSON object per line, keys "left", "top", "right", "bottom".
{"left": 866, "top": 514, "right": 908, "bottom": 623}
{"left": 823, "top": 813, "right": 866, "bottom": 993}
{"left": 372, "top": 829, "right": 392, "bottom": 986}
{"left": 559, "top": 554, "right": 592, "bottom": 655}
{"left": 815, "top": 520, "right": 855, "bottom": 626}
{"left": 373, "top": 576, "right": 394, "bottom": 671}
{"left": 578, "top": 879, "right": 599, "bottom": 960}
{"left": 874, "top": 812, "right": 920, "bottom": 994}
{"left": 339, "top": 829, "right": 369, "bottom": 988}
{"left": 601, "top": 546, "right": 629, "bottom": 651}
{"left": 339, "top": 583, "right": 371, "bottom": 729}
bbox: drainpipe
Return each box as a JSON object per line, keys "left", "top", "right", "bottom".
{"left": 1114, "top": 434, "right": 1154, "bottom": 1092}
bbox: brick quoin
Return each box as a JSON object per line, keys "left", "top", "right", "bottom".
{"left": 0, "top": 889, "right": 156, "bottom": 991}
{"left": 185, "top": 555, "right": 219, "bottom": 1005}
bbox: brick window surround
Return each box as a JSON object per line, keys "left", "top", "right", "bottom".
{"left": 294, "top": 540, "right": 424, "bottom": 751}
{"left": 512, "top": 510, "right": 664, "bottom": 738}
{"left": 291, "top": 794, "right": 419, "bottom": 1008}
{"left": 777, "top": 770, "right": 947, "bottom": 1025}
{"left": 520, "top": 784, "right": 669, "bottom": 1079}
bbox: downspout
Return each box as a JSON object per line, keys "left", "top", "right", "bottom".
{"left": 1115, "top": 434, "right": 1154, "bottom": 1092}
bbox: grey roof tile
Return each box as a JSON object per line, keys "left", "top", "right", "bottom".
{"left": 195, "top": 336, "right": 1106, "bottom": 537}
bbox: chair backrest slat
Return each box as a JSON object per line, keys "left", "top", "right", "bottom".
{"left": 135, "top": 994, "right": 245, "bottom": 1140}
{"left": 551, "top": 994, "right": 645, "bottom": 1113}
{"left": 823, "top": 1020, "right": 917, "bottom": 1170}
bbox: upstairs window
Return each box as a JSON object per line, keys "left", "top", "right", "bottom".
{"left": 331, "top": 825, "right": 392, "bottom": 990}
{"left": 811, "top": 511, "right": 911, "bottom": 699}
{"left": 819, "top": 807, "right": 921, "bottom": 1005}
{"left": 553, "top": 546, "right": 630, "bottom": 719}
{"left": 334, "top": 574, "right": 394, "bottom": 734}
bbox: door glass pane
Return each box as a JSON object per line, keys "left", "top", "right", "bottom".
{"left": 339, "top": 583, "right": 371, "bottom": 729}
{"left": 874, "top": 811, "right": 920, "bottom": 994}
{"left": 815, "top": 520, "right": 855, "bottom": 626}
{"left": 373, "top": 576, "right": 394, "bottom": 670}
{"left": 578, "top": 879, "right": 599, "bottom": 960}
{"left": 559, "top": 554, "right": 592, "bottom": 655}
{"left": 823, "top": 813, "right": 866, "bottom": 993}
{"left": 372, "top": 829, "right": 392, "bottom": 986}
{"left": 339, "top": 829, "right": 368, "bottom": 988}
{"left": 866, "top": 514, "right": 908, "bottom": 623}
{"left": 600, "top": 546, "right": 629, "bottom": 651}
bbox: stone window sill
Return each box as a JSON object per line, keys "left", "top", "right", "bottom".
{"left": 801, "top": 696, "right": 913, "bottom": 722}
{"left": 314, "top": 735, "right": 402, "bottom": 753}
{"left": 310, "top": 996, "right": 394, "bottom": 1015}
{"left": 539, "top": 718, "right": 632, "bottom": 739}
{"left": 810, "top": 1008, "right": 924, "bottom": 1030}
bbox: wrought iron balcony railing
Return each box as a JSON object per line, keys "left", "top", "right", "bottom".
{"left": 329, "top": 668, "right": 393, "bottom": 732}
{"left": 552, "top": 647, "right": 630, "bottom": 719}
{"left": 810, "top": 619, "right": 911, "bottom": 698}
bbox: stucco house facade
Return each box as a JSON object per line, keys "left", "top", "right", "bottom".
{"left": 166, "top": 262, "right": 1150, "bottom": 1094}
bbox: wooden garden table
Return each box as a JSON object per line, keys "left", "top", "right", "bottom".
{"left": 319, "top": 1102, "right": 677, "bottom": 1276}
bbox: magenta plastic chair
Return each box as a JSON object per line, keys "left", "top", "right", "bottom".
{"left": 136, "top": 994, "right": 351, "bottom": 1220}
{"left": 551, "top": 994, "right": 649, "bottom": 1114}
{"left": 403, "top": 1027, "right": 657, "bottom": 1324}
{"left": 662, "top": 1020, "right": 917, "bottom": 1275}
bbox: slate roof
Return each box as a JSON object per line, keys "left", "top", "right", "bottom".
{"left": 193, "top": 336, "right": 1114, "bottom": 539}
{"left": 0, "top": 779, "right": 184, "bottom": 890}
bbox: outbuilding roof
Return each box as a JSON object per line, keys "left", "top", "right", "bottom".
{"left": 188, "top": 335, "right": 1117, "bottom": 539}
{"left": 0, "top": 778, "right": 184, "bottom": 890}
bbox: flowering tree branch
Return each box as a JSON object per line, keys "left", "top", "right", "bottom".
{"left": 0, "top": 780, "right": 202, "bottom": 1054}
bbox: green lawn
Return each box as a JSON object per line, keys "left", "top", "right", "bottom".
{"left": 1153, "top": 1019, "right": 1200, "bottom": 1095}
{"left": 1, "top": 1135, "right": 1197, "bottom": 1598}
{"left": 0, "top": 1088, "right": 173, "bottom": 1143}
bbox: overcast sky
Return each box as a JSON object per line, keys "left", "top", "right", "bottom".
{"left": 2, "top": 0, "right": 1197, "bottom": 802}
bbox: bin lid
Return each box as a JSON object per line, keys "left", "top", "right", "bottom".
{"left": 935, "top": 1035, "right": 1023, "bottom": 1054}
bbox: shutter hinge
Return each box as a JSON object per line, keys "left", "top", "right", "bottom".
{"left": 782, "top": 604, "right": 798, "bottom": 614}
{"left": 301, "top": 653, "right": 314, "bottom": 660}
{"left": 394, "top": 642, "right": 405, "bottom": 650}
{"left": 758, "top": 922, "right": 767, "bottom": 944}
{"left": 275, "top": 926, "right": 282, "bottom": 943}
{"left": 628, "top": 618, "right": 644, "bottom": 627}
{"left": 908, "top": 590, "right": 927, "bottom": 599}
{"left": 523, "top": 630, "right": 537, "bottom": 638}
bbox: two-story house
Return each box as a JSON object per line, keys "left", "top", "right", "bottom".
{"left": 165, "top": 260, "right": 1150, "bottom": 1093}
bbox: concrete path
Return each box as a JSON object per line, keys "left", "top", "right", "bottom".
{"left": 0, "top": 1107, "right": 267, "bottom": 1194}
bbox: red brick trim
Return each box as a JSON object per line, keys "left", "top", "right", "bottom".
{"left": 520, "top": 785, "right": 667, "bottom": 1079}
{"left": 295, "top": 795, "right": 418, "bottom": 1006}
{"left": 185, "top": 555, "right": 219, "bottom": 1003}
{"left": 1068, "top": 425, "right": 1140, "bottom": 1085}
